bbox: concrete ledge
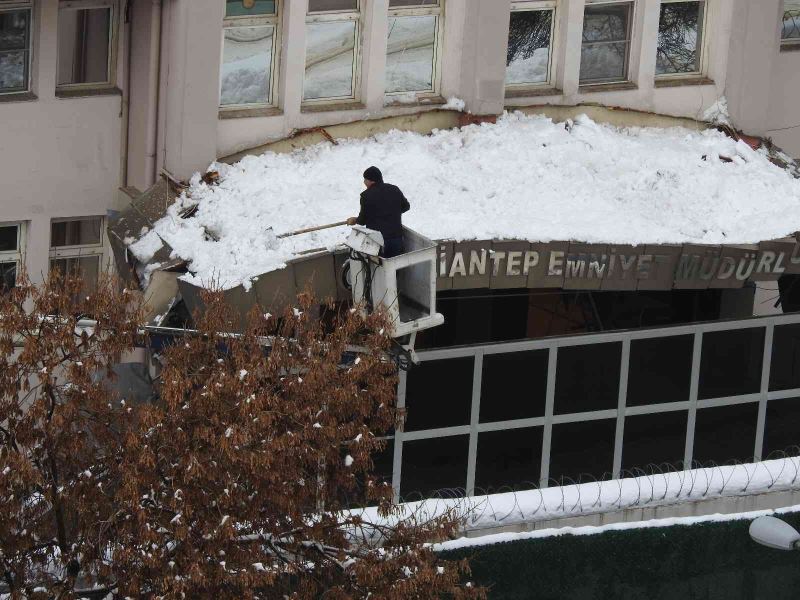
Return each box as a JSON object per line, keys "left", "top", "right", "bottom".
{"left": 219, "top": 106, "right": 283, "bottom": 120}
{"left": 55, "top": 86, "right": 122, "bottom": 99}
{"left": 654, "top": 76, "right": 715, "bottom": 88}
{"left": 505, "top": 87, "right": 563, "bottom": 99}
{"left": 301, "top": 101, "right": 366, "bottom": 114}
{"left": 578, "top": 81, "right": 638, "bottom": 94}
{"left": 0, "top": 91, "right": 37, "bottom": 104}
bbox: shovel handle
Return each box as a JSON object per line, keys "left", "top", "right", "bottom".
{"left": 277, "top": 220, "right": 350, "bottom": 239}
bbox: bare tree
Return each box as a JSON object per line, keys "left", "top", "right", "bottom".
{"left": 1, "top": 277, "right": 483, "bottom": 598}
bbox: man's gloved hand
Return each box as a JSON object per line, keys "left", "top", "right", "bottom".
{"left": 346, "top": 217, "right": 358, "bottom": 226}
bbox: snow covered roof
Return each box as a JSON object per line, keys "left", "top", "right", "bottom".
{"left": 128, "top": 112, "right": 800, "bottom": 291}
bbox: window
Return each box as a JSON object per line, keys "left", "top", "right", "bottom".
{"left": 385, "top": 0, "right": 443, "bottom": 97}
{"left": 579, "top": 2, "right": 633, "bottom": 84}
{"left": 655, "top": 0, "right": 705, "bottom": 76}
{"left": 0, "top": 1, "right": 32, "bottom": 94}
{"left": 0, "top": 223, "right": 24, "bottom": 292}
{"left": 57, "top": 0, "right": 116, "bottom": 90}
{"left": 221, "top": 0, "right": 280, "bottom": 108}
{"left": 303, "top": 0, "right": 361, "bottom": 103}
{"left": 49, "top": 217, "right": 104, "bottom": 290}
{"left": 783, "top": 1, "right": 800, "bottom": 46}
{"left": 506, "top": 1, "right": 555, "bottom": 88}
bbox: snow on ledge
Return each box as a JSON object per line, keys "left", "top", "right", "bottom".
{"left": 353, "top": 456, "right": 800, "bottom": 543}
{"left": 130, "top": 112, "right": 800, "bottom": 290}
{"left": 435, "top": 502, "right": 800, "bottom": 552}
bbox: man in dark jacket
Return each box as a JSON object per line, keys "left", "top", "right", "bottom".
{"left": 347, "top": 166, "right": 410, "bottom": 258}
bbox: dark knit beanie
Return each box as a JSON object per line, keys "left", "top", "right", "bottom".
{"left": 363, "top": 166, "right": 383, "bottom": 183}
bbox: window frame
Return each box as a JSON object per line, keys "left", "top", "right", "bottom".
{"left": 782, "top": 1, "right": 800, "bottom": 50}
{"left": 654, "top": 0, "right": 709, "bottom": 81}
{"left": 384, "top": 0, "right": 445, "bottom": 100}
{"left": 219, "top": 0, "right": 282, "bottom": 111}
{"left": 0, "top": 0, "right": 34, "bottom": 95}
{"left": 579, "top": 0, "right": 635, "bottom": 86}
{"left": 505, "top": 0, "right": 558, "bottom": 93}
{"left": 302, "top": 0, "right": 363, "bottom": 106}
{"left": 0, "top": 221, "right": 25, "bottom": 291}
{"left": 48, "top": 216, "right": 105, "bottom": 287}
{"left": 55, "top": 0, "right": 118, "bottom": 93}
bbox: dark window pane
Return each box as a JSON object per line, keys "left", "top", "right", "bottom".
{"left": 554, "top": 342, "right": 621, "bottom": 414}
{"left": 582, "top": 4, "right": 631, "bottom": 42}
{"left": 0, "top": 9, "right": 30, "bottom": 92}
{"left": 400, "top": 435, "right": 468, "bottom": 500}
{"left": 50, "top": 256, "right": 101, "bottom": 295}
{"left": 549, "top": 419, "right": 616, "bottom": 484}
{"left": 308, "top": 0, "right": 358, "bottom": 12}
{"left": 656, "top": 1, "right": 704, "bottom": 75}
{"left": 692, "top": 403, "right": 758, "bottom": 464}
{"left": 698, "top": 328, "right": 765, "bottom": 400}
{"left": 1, "top": 262, "right": 16, "bottom": 292}
{"left": 783, "top": 2, "right": 800, "bottom": 40}
{"left": 770, "top": 324, "right": 800, "bottom": 392}
{"left": 405, "top": 356, "right": 473, "bottom": 431}
{"left": 51, "top": 218, "right": 102, "bottom": 247}
{"left": 506, "top": 9, "right": 552, "bottom": 85}
{"left": 0, "top": 225, "right": 18, "bottom": 252}
{"left": 225, "top": 0, "right": 276, "bottom": 17}
{"left": 480, "top": 350, "right": 548, "bottom": 423}
{"left": 627, "top": 335, "right": 693, "bottom": 406}
{"left": 764, "top": 397, "right": 800, "bottom": 457}
{"left": 389, "top": 0, "right": 439, "bottom": 6}
{"left": 621, "top": 412, "right": 687, "bottom": 473}
{"left": 476, "top": 427, "right": 542, "bottom": 493}
{"left": 580, "top": 3, "right": 631, "bottom": 82}
{"left": 57, "top": 7, "right": 111, "bottom": 86}
{"left": 343, "top": 438, "right": 394, "bottom": 508}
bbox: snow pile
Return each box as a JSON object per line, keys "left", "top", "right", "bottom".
{"left": 130, "top": 111, "right": 800, "bottom": 290}
{"left": 355, "top": 455, "right": 800, "bottom": 542}
{"left": 702, "top": 96, "right": 732, "bottom": 127}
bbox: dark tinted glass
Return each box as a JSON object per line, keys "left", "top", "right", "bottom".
{"left": 0, "top": 225, "right": 18, "bottom": 252}
{"left": 698, "top": 328, "right": 765, "bottom": 400}
{"left": 554, "top": 342, "right": 621, "bottom": 414}
{"left": 475, "top": 427, "right": 542, "bottom": 492}
{"left": 770, "top": 324, "right": 800, "bottom": 392}
{"left": 225, "top": 0, "right": 276, "bottom": 16}
{"left": 400, "top": 435, "right": 468, "bottom": 500}
{"left": 764, "top": 398, "right": 800, "bottom": 457}
{"left": 621, "top": 411, "right": 687, "bottom": 473}
{"left": 548, "top": 419, "right": 616, "bottom": 484}
{"left": 50, "top": 218, "right": 102, "bottom": 247}
{"left": 692, "top": 403, "right": 758, "bottom": 464}
{"left": 480, "top": 350, "right": 548, "bottom": 423}
{"left": 627, "top": 335, "right": 693, "bottom": 406}
{"left": 308, "top": 0, "right": 357, "bottom": 12}
{"left": 1, "top": 262, "right": 16, "bottom": 291}
{"left": 404, "top": 357, "right": 473, "bottom": 431}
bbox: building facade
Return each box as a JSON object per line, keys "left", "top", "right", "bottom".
{"left": 1, "top": 0, "right": 800, "bottom": 292}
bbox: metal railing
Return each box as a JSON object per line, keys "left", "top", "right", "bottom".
{"left": 390, "top": 312, "right": 800, "bottom": 501}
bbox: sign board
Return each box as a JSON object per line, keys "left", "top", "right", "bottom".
{"left": 435, "top": 238, "right": 800, "bottom": 291}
